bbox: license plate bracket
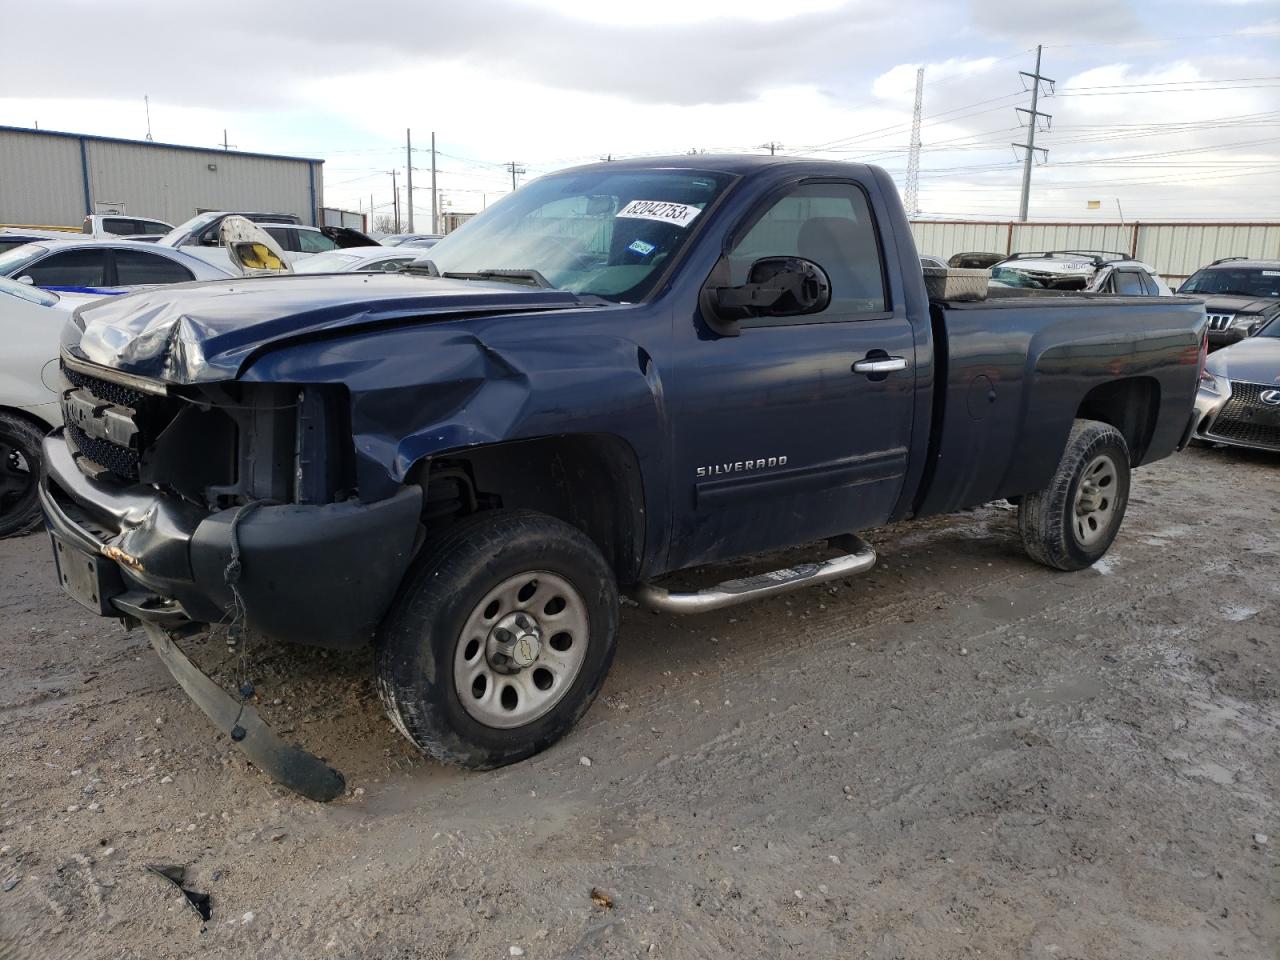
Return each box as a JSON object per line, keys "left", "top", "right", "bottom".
{"left": 50, "top": 535, "right": 123, "bottom": 616}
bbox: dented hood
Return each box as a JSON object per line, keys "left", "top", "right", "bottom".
{"left": 70, "top": 273, "right": 589, "bottom": 385}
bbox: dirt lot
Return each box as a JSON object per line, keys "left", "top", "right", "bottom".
{"left": 1, "top": 445, "right": 1276, "bottom": 960}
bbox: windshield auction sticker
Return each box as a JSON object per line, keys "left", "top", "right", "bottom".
{"left": 616, "top": 200, "right": 702, "bottom": 228}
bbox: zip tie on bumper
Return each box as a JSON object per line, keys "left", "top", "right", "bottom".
{"left": 143, "top": 622, "right": 346, "bottom": 802}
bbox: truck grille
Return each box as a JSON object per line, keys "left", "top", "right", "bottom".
{"left": 66, "top": 422, "right": 141, "bottom": 479}
{"left": 1206, "top": 312, "right": 1235, "bottom": 332}
{"left": 60, "top": 364, "right": 170, "bottom": 482}
{"left": 1205, "top": 381, "right": 1280, "bottom": 450}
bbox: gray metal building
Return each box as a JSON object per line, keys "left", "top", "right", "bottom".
{"left": 0, "top": 125, "right": 323, "bottom": 229}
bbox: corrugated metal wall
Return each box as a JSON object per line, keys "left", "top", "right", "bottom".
{"left": 0, "top": 129, "right": 86, "bottom": 226}
{"left": 910, "top": 219, "right": 1280, "bottom": 280}
{"left": 0, "top": 127, "right": 322, "bottom": 228}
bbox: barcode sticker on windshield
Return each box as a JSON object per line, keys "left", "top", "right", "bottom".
{"left": 617, "top": 200, "right": 702, "bottom": 228}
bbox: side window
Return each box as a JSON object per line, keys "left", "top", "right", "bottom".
{"left": 728, "top": 182, "right": 886, "bottom": 317}
{"left": 264, "top": 227, "right": 294, "bottom": 251}
{"left": 1114, "top": 270, "right": 1145, "bottom": 295}
{"left": 140, "top": 221, "right": 171, "bottom": 234}
{"left": 23, "top": 249, "right": 109, "bottom": 287}
{"left": 298, "top": 230, "right": 337, "bottom": 254}
{"left": 114, "top": 250, "right": 196, "bottom": 285}
{"left": 1140, "top": 271, "right": 1159, "bottom": 295}
{"left": 102, "top": 219, "right": 134, "bottom": 236}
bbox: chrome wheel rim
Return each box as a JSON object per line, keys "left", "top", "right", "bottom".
{"left": 453, "top": 571, "right": 589, "bottom": 729}
{"left": 1074, "top": 453, "right": 1118, "bottom": 547}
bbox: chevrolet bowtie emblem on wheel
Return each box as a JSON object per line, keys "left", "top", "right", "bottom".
{"left": 1260, "top": 389, "right": 1280, "bottom": 405}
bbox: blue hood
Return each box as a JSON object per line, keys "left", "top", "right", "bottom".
{"left": 69, "top": 273, "right": 589, "bottom": 385}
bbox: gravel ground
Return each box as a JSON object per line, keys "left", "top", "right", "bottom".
{"left": 0, "top": 445, "right": 1276, "bottom": 960}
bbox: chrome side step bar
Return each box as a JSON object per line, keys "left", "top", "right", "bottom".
{"left": 633, "top": 534, "right": 877, "bottom": 614}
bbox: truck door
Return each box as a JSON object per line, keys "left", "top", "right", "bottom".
{"left": 667, "top": 179, "right": 918, "bottom": 569}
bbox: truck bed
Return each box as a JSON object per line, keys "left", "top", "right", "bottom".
{"left": 913, "top": 294, "right": 1205, "bottom": 518}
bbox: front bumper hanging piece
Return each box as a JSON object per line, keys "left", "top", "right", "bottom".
{"left": 142, "top": 623, "right": 346, "bottom": 802}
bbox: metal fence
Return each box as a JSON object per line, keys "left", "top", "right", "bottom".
{"left": 910, "top": 220, "right": 1280, "bottom": 281}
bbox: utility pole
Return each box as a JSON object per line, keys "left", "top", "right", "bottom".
{"left": 758, "top": 141, "right": 782, "bottom": 156}
{"left": 506, "top": 161, "right": 526, "bottom": 191}
{"left": 388, "top": 170, "right": 400, "bottom": 232}
{"left": 430, "top": 132, "right": 438, "bottom": 235}
{"left": 904, "top": 67, "right": 925, "bottom": 217}
{"left": 1013, "top": 45, "right": 1054, "bottom": 222}
{"left": 405, "top": 129, "right": 415, "bottom": 232}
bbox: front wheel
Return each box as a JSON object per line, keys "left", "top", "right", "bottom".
{"left": 376, "top": 510, "right": 618, "bottom": 769}
{"left": 0, "top": 413, "right": 47, "bottom": 540}
{"left": 1018, "top": 419, "right": 1131, "bottom": 571}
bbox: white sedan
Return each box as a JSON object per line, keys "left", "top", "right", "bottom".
{"left": 292, "top": 246, "right": 424, "bottom": 274}
{"left": 0, "top": 277, "right": 103, "bottom": 537}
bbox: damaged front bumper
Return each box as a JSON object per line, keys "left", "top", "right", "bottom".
{"left": 40, "top": 431, "right": 422, "bottom": 648}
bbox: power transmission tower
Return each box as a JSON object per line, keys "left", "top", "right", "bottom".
{"left": 388, "top": 170, "right": 400, "bottom": 233}
{"left": 1012, "top": 45, "right": 1054, "bottom": 222}
{"left": 405, "top": 129, "right": 414, "bottom": 232}
{"left": 506, "top": 161, "right": 526, "bottom": 190}
{"left": 430, "top": 132, "right": 438, "bottom": 235}
{"left": 903, "top": 67, "right": 924, "bottom": 216}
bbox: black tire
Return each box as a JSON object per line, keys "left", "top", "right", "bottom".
{"left": 0, "top": 412, "right": 47, "bottom": 540}
{"left": 376, "top": 509, "right": 619, "bottom": 769}
{"left": 1018, "top": 419, "right": 1131, "bottom": 572}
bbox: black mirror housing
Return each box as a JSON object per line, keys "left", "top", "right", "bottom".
{"left": 713, "top": 256, "right": 832, "bottom": 323}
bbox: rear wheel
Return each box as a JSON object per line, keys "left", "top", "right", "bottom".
{"left": 0, "top": 413, "right": 46, "bottom": 540}
{"left": 1018, "top": 419, "right": 1131, "bottom": 571}
{"left": 376, "top": 510, "right": 618, "bottom": 769}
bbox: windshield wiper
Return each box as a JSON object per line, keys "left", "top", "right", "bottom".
{"left": 441, "top": 268, "right": 555, "bottom": 289}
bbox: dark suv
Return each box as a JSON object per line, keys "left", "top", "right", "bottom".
{"left": 1178, "top": 257, "right": 1280, "bottom": 349}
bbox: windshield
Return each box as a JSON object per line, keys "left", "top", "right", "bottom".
{"left": 293, "top": 251, "right": 365, "bottom": 273}
{"left": 422, "top": 168, "right": 734, "bottom": 301}
{"left": 159, "top": 213, "right": 220, "bottom": 245}
{"left": 0, "top": 274, "right": 59, "bottom": 306}
{"left": 0, "top": 243, "right": 49, "bottom": 276}
{"left": 1180, "top": 267, "right": 1280, "bottom": 299}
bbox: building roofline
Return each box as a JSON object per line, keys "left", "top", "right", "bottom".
{"left": 0, "top": 124, "right": 323, "bottom": 165}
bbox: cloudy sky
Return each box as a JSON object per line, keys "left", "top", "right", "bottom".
{"left": 4, "top": 0, "right": 1278, "bottom": 223}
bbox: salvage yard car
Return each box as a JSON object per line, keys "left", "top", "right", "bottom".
{"left": 0, "top": 278, "right": 105, "bottom": 537}
{"left": 1178, "top": 257, "right": 1280, "bottom": 350}
{"left": 0, "top": 238, "right": 231, "bottom": 293}
{"left": 991, "top": 251, "right": 1171, "bottom": 295}
{"left": 37, "top": 156, "right": 1207, "bottom": 799}
{"left": 159, "top": 212, "right": 378, "bottom": 274}
{"left": 1193, "top": 314, "right": 1280, "bottom": 453}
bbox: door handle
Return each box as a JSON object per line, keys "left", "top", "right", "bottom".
{"left": 852, "top": 356, "right": 907, "bottom": 375}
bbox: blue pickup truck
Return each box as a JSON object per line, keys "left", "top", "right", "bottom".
{"left": 39, "top": 156, "right": 1207, "bottom": 797}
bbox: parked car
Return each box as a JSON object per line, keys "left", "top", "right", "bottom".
{"left": 1177, "top": 258, "right": 1280, "bottom": 350}
{"left": 991, "top": 251, "right": 1172, "bottom": 295}
{"left": 1192, "top": 314, "right": 1280, "bottom": 453}
{"left": 82, "top": 214, "right": 174, "bottom": 240}
{"left": 380, "top": 233, "right": 442, "bottom": 247}
{"left": 0, "top": 239, "right": 232, "bottom": 293}
{"left": 40, "top": 155, "right": 1206, "bottom": 798}
{"left": 0, "top": 278, "right": 106, "bottom": 537}
{"left": 949, "top": 251, "right": 1005, "bottom": 270}
{"left": 0, "top": 228, "right": 79, "bottom": 254}
{"left": 161, "top": 213, "right": 377, "bottom": 273}
{"left": 293, "top": 246, "right": 423, "bottom": 274}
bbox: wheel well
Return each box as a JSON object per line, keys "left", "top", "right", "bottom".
{"left": 0, "top": 406, "right": 56, "bottom": 439}
{"left": 1076, "top": 378, "right": 1160, "bottom": 464}
{"left": 408, "top": 434, "right": 646, "bottom": 584}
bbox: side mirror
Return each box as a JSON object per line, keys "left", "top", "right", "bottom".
{"left": 16, "top": 275, "right": 34, "bottom": 285}
{"left": 709, "top": 256, "right": 831, "bottom": 330}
